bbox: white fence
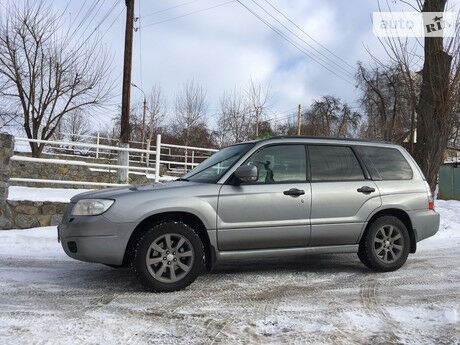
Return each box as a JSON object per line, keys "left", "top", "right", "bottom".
{"left": 11, "top": 134, "right": 217, "bottom": 188}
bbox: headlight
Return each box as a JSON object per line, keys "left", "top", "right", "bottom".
{"left": 71, "top": 199, "right": 114, "bottom": 216}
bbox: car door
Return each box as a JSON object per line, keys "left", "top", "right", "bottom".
{"left": 307, "top": 145, "right": 381, "bottom": 246}
{"left": 217, "top": 144, "right": 311, "bottom": 251}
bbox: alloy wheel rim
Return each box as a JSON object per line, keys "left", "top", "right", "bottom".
{"left": 146, "top": 233, "right": 194, "bottom": 283}
{"left": 374, "top": 225, "right": 404, "bottom": 263}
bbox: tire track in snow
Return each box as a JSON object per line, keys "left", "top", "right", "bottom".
{"left": 359, "top": 278, "right": 401, "bottom": 344}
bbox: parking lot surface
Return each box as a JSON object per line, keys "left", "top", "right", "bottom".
{"left": 1, "top": 201, "right": 459, "bottom": 344}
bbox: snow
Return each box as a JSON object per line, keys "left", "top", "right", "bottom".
{"left": 418, "top": 199, "right": 460, "bottom": 251}
{"left": 14, "top": 141, "right": 32, "bottom": 153}
{"left": 0, "top": 226, "right": 67, "bottom": 260}
{"left": 145, "top": 174, "right": 177, "bottom": 181}
{"left": 7, "top": 181, "right": 177, "bottom": 203}
{"left": 8, "top": 186, "right": 92, "bottom": 202}
{"left": 0, "top": 201, "right": 458, "bottom": 344}
{"left": 88, "top": 168, "right": 156, "bottom": 177}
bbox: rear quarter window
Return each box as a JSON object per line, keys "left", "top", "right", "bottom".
{"left": 358, "top": 146, "right": 413, "bottom": 180}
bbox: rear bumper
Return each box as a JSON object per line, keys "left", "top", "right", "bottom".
{"left": 409, "top": 209, "right": 440, "bottom": 242}
{"left": 59, "top": 214, "right": 135, "bottom": 266}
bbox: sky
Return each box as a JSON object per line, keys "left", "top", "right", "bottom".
{"left": 3, "top": 0, "right": 458, "bottom": 131}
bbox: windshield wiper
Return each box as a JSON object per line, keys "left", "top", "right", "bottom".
{"left": 176, "top": 177, "right": 189, "bottom": 181}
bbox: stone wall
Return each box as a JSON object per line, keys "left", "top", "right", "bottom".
{"left": 0, "top": 133, "right": 14, "bottom": 229}
{"left": 1, "top": 133, "right": 70, "bottom": 230}
{"left": 0, "top": 133, "right": 160, "bottom": 229}
{"left": 4, "top": 200, "right": 67, "bottom": 228}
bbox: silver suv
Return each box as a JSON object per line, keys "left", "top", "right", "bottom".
{"left": 59, "top": 137, "right": 440, "bottom": 292}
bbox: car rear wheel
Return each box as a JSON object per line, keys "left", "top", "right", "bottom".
{"left": 133, "top": 221, "right": 204, "bottom": 292}
{"left": 358, "top": 216, "right": 410, "bottom": 272}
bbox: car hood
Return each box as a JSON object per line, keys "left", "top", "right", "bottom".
{"left": 70, "top": 181, "right": 204, "bottom": 202}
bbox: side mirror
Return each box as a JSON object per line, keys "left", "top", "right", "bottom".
{"left": 234, "top": 164, "right": 258, "bottom": 183}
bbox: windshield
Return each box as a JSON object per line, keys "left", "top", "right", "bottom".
{"left": 182, "top": 143, "right": 255, "bottom": 183}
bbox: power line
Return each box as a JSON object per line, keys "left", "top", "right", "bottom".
{"left": 248, "top": 0, "right": 355, "bottom": 78}
{"left": 237, "top": 0, "right": 354, "bottom": 84}
{"left": 63, "top": 0, "right": 121, "bottom": 54}
{"left": 266, "top": 106, "right": 298, "bottom": 117}
{"left": 142, "top": 0, "right": 236, "bottom": 28}
{"left": 71, "top": 0, "right": 105, "bottom": 42}
{"left": 141, "top": 0, "right": 206, "bottom": 19}
{"left": 97, "top": 5, "right": 125, "bottom": 42}
{"left": 67, "top": 0, "right": 90, "bottom": 37}
{"left": 76, "top": 0, "right": 121, "bottom": 48}
{"left": 137, "top": 0, "right": 144, "bottom": 90}
{"left": 261, "top": 0, "right": 355, "bottom": 70}
{"left": 265, "top": 113, "right": 297, "bottom": 124}
{"left": 235, "top": 0, "right": 355, "bottom": 85}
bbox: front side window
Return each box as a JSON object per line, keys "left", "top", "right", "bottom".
{"left": 358, "top": 146, "right": 413, "bottom": 180}
{"left": 184, "top": 143, "right": 255, "bottom": 183}
{"left": 244, "top": 145, "right": 307, "bottom": 184}
{"left": 309, "top": 145, "right": 364, "bottom": 181}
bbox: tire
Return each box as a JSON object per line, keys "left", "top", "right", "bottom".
{"left": 358, "top": 216, "right": 410, "bottom": 272}
{"left": 357, "top": 246, "right": 371, "bottom": 269}
{"left": 133, "top": 221, "right": 204, "bottom": 292}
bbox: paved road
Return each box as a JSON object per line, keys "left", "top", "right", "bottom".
{"left": 0, "top": 234, "right": 458, "bottom": 345}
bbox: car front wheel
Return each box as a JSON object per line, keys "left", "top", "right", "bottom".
{"left": 133, "top": 221, "right": 204, "bottom": 292}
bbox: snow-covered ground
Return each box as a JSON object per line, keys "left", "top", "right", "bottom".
{"left": 8, "top": 183, "right": 172, "bottom": 203}
{"left": 8, "top": 186, "right": 93, "bottom": 202}
{"left": 0, "top": 201, "right": 459, "bottom": 344}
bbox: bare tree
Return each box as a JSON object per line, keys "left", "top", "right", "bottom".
{"left": 216, "top": 88, "right": 252, "bottom": 147}
{"left": 370, "top": 0, "right": 460, "bottom": 192}
{"left": 0, "top": 109, "right": 18, "bottom": 130}
{"left": 449, "top": 82, "right": 460, "bottom": 148}
{"left": 0, "top": 1, "right": 112, "bottom": 157}
{"left": 173, "top": 80, "right": 207, "bottom": 147}
{"left": 274, "top": 116, "right": 298, "bottom": 136}
{"left": 64, "top": 110, "right": 90, "bottom": 143}
{"left": 246, "top": 78, "right": 271, "bottom": 137}
{"left": 0, "top": 78, "right": 18, "bottom": 130}
{"left": 146, "top": 84, "right": 166, "bottom": 144}
{"left": 356, "top": 63, "right": 419, "bottom": 144}
{"left": 363, "top": 7, "right": 422, "bottom": 152}
{"left": 303, "top": 96, "right": 361, "bottom": 138}
{"left": 404, "top": 0, "right": 458, "bottom": 192}
{"left": 128, "top": 103, "right": 145, "bottom": 143}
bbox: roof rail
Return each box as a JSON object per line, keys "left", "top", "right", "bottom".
{"left": 260, "top": 135, "right": 392, "bottom": 144}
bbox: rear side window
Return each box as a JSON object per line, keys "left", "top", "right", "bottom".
{"left": 358, "top": 146, "right": 413, "bottom": 180}
{"left": 308, "top": 145, "right": 364, "bottom": 181}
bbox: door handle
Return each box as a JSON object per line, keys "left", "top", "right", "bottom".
{"left": 283, "top": 188, "right": 305, "bottom": 196}
{"left": 357, "top": 186, "right": 375, "bottom": 194}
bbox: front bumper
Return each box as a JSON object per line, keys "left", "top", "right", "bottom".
{"left": 59, "top": 209, "right": 136, "bottom": 266}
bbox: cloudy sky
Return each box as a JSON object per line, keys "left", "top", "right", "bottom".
{"left": 5, "top": 0, "right": 457, "bottom": 130}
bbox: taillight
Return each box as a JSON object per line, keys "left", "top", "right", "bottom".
{"left": 424, "top": 181, "right": 434, "bottom": 210}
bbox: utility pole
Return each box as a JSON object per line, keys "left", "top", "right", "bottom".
{"left": 140, "top": 96, "right": 147, "bottom": 163}
{"left": 118, "top": 0, "right": 135, "bottom": 183}
{"left": 141, "top": 97, "right": 147, "bottom": 148}
{"left": 296, "top": 104, "right": 302, "bottom": 136}
{"left": 255, "top": 107, "right": 260, "bottom": 137}
{"left": 132, "top": 82, "right": 147, "bottom": 161}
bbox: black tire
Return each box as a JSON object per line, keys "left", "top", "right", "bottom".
{"left": 358, "top": 216, "right": 410, "bottom": 272}
{"left": 357, "top": 246, "right": 372, "bottom": 269}
{"left": 133, "top": 221, "right": 204, "bottom": 292}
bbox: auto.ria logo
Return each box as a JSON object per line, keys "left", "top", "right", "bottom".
{"left": 373, "top": 12, "right": 455, "bottom": 37}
